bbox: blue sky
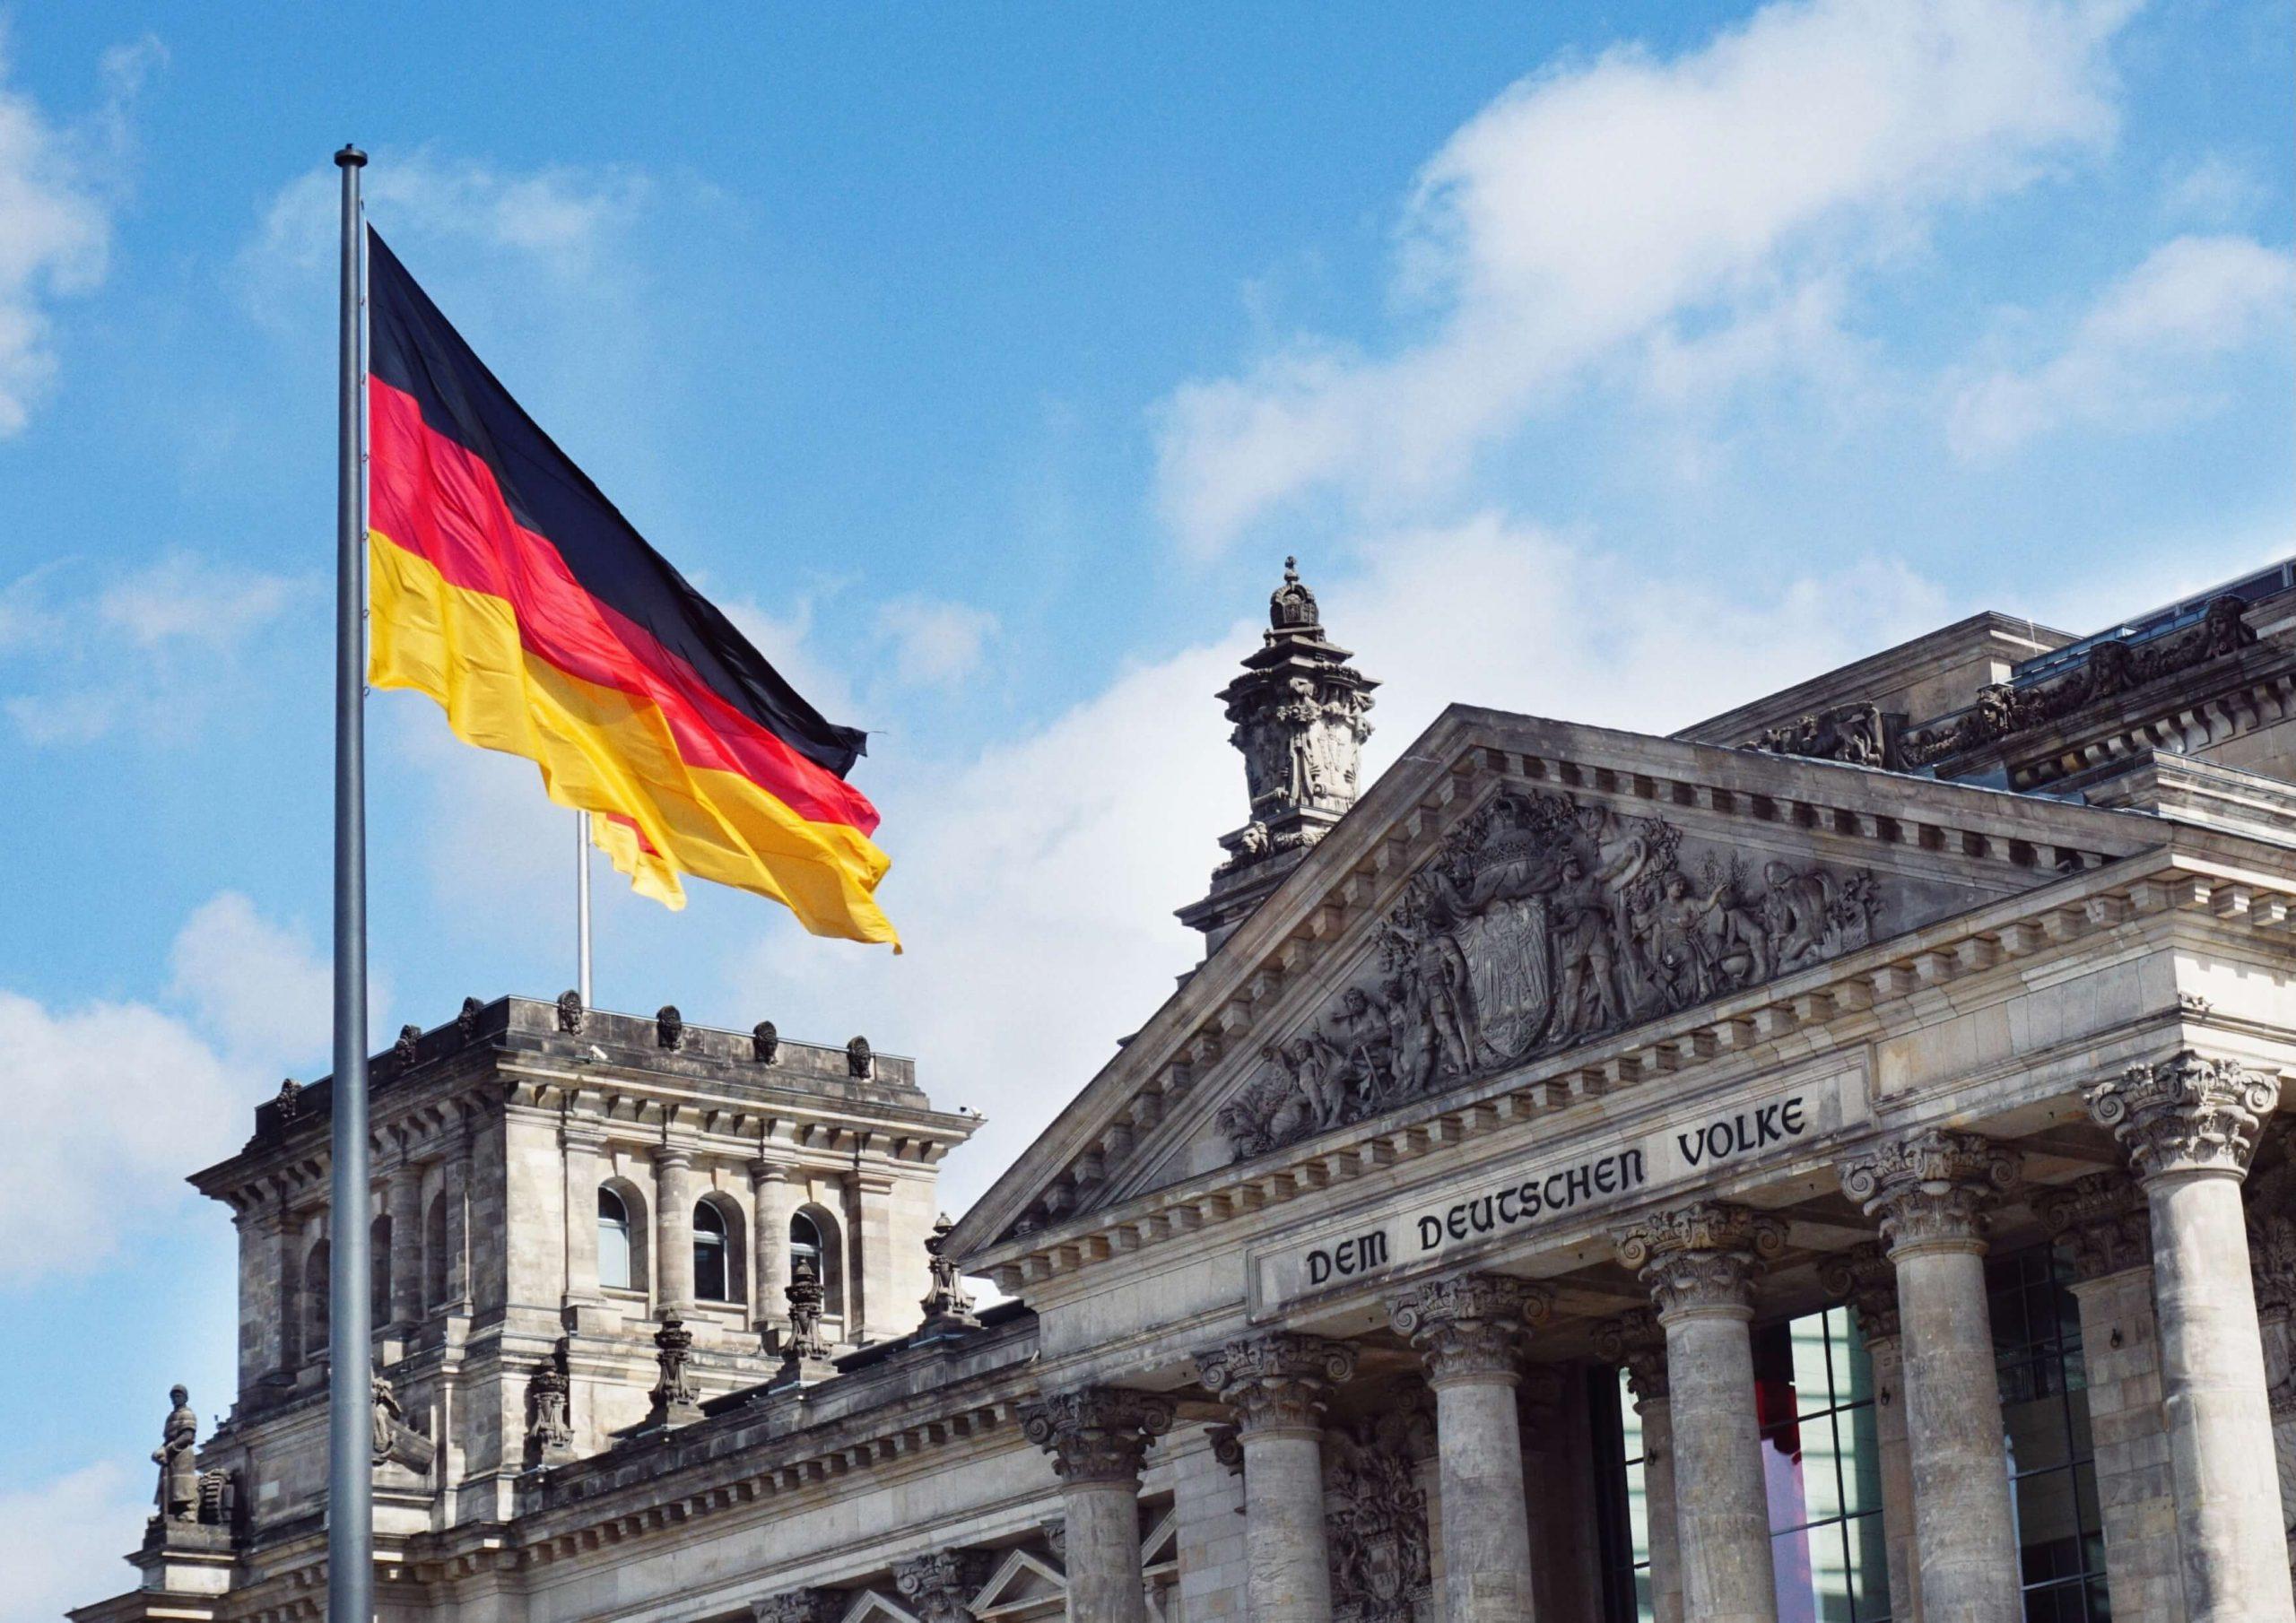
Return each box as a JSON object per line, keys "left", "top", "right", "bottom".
{"left": 1, "top": 2, "right": 2289, "bottom": 1610}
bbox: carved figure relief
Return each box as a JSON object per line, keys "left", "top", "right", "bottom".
{"left": 1218, "top": 789, "right": 1883, "bottom": 1159}
{"left": 1324, "top": 1391, "right": 1436, "bottom": 1623}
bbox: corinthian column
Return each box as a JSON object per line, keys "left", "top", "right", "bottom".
{"left": 1819, "top": 1243, "right": 1920, "bottom": 1623}
{"left": 1390, "top": 1272, "right": 1551, "bottom": 1623}
{"left": 1022, "top": 1386, "right": 1175, "bottom": 1623}
{"left": 1615, "top": 1202, "right": 1785, "bottom": 1623}
{"left": 1839, "top": 1129, "right": 2022, "bottom": 1623}
{"left": 1596, "top": 1308, "right": 1683, "bottom": 1623}
{"left": 2090, "top": 1053, "right": 2295, "bottom": 1623}
{"left": 1196, "top": 1332, "right": 1357, "bottom": 1623}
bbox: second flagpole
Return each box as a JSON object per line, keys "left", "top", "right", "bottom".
{"left": 578, "top": 811, "right": 593, "bottom": 1005}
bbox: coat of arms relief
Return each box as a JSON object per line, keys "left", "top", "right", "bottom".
{"left": 1216, "top": 788, "right": 1883, "bottom": 1161}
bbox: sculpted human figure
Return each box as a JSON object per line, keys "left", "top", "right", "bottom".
{"left": 1546, "top": 856, "right": 1626, "bottom": 1038}
{"left": 1333, "top": 986, "right": 1396, "bottom": 1107}
{"left": 153, "top": 1384, "right": 198, "bottom": 1521}
{"left": 1388, "top": 890, "right": 1480, "bottom": 1079}
{"left": 1644, "top": 872, "right": 1728, "bottom": 1002}
{"left": 1381, "top": 971, "right": 1435, "bottom": 1097}
{"left": 1761, "top": 861, "right": 1835, "bottom": 972}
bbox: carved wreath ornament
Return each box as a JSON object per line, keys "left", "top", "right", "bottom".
{"left": 1217, "top": 789, "right": 1884, "bottom": 1160}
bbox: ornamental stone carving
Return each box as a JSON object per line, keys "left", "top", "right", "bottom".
{"left": 1900, "top": 594, "right": 2255, "bottom": 767}
{"left": 1839, "top": 1129, "right": 2022, "bottom": 1255}
{"left": 1196, "top": 1332, "right": 1358, "bottom": 1434}
{"left": 152, "top": 1384, "right": 199, "bottom": 1522}
{"left": 656, "top": 1005, "right": 683, "bottom": 1050}
{"left": 370, "top": 1374, "right": 437, "bottom": 1471}
{"left": 1216, "top": 785, "right": 1883, "bottom": 1160}
{"left": 1747, "top": 700, "right": 1899, "bottom": 769}
{"left": 752, "top": 1020, "right": 779, "bottom": 1063}
{"left": 394, "top": 1023, "right": 422, "bottom": 1067}
{"left": 893, "top": 1549, "right": 992, "bottom": 1623}
{"left": 1593, "top": 1308, "right": 1670, "bottom": 1402}
{"left": 273, "top": 1079, "right": 303, "bottom": 1123}
{"left": 2033, "top": 1170, "right": 2152, "bottom": 1282}
{"left": 918, "top": 1213, "right": 980, "bottom": 1333}
{"left": 2248, "top": 1162, "right": 2296, "bottom": 1321}
{"left": 1388, "top": 1272, "right": 1551, "bottom": 1383}
{"left": 1817, "top": 1243, "right": 1901, "bottom": 1343}
{"left": 1615, "top": 1202, "right": 1787, "bottom": 1316}
{"left": 775, "top": 1258, "right": 837, "bottom": 1385}
{"left": 555, "top": 989, "right": 583, "bottom": 1035}
{"left": 2089, "top": 1051, "right": 2281, "bottom": 1180}
{"left": 848, "top": 1036, "right": 873, "bottom": 1078}
{"left": 525, "top": 1340, "right": 575, "bottom": 1467}
{"left": 648, "top": 1313, "right": 700, "bottom": 1428}
{"left": 457, "top": 995, "right": 483, "bottom": 1038}
{"left": 1020, "top": 1387, "right": 1175, "bottom": 1484}
{"left": 1324, "top": 1389, "right": 1437, "bottom": 1623}
{"left": 752, "top": 1591, "right": 840, "bottom": 1623}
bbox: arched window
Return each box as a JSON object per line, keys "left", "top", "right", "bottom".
{"left": 790, "top": 1206, "right": 845, "bottom": 1324}
{"left": 789, "top": 1211, "right": 822, "bottom": 1273}
{"left": 692, "top": 1199, "right": 730, "bottom": 1302}
{"left": 302, "top": 1238, "right": 332, "bottom": 1358}
{"left": 598, "top": 1186, "right": 633, "bottom": 1291}
{"left": 423, "top": 1192, "right": 450, "bottom": 1309}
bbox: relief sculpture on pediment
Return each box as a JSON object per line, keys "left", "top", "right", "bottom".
{"left": 1216, "top": 788, "right": 1882, "bottom": 1161}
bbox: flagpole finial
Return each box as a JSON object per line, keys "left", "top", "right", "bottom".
{"left": 335, "top": 143, "right": 367, "bottom": 169}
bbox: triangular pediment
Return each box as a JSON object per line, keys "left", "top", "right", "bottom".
{"left": 971, "top": 1549, "right": 1065, "bottom": 1619}
{"left": 949, "top": 705, "right": 2166, "bottom": 1262}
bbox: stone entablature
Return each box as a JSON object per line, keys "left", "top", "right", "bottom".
{"left": 963, "top": 846, "right": 2256, "bottom": 1303}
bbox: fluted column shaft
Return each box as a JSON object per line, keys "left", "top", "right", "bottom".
{"left": 1393, "top": 1272, "right": 1551, "bottom": 1623}
{"left": 2092, "top": 1055, "right": 2294, "bottom": 1623}
{"left": 655, "top": 1144, "right": 696, "bottom": 1315}
{"left": 1822, "top": 1244, "right": 1920, "bottom": 1623}
{"left": 1600, "top": 1310, "right": 1683, "bottom": 1623}
{"left": 1198, "top": 1333, "right": 1356, "bottom": 1623}
{"left": 1023, "top": 1387, "right": 1174, "bottom": 1623}
{"left": 1841, "top": 1130, "right": 2022, "bottom": 1623}
{"left": 1618, "top": 1202, "right": 1783, "bottom": 1623}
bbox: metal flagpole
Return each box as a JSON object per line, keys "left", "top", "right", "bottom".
{"left": 326, "top": 142, "right": 374, "bottom": 1623}
{"left": 577, "top": 811, "right": 593, "bottom": 1004}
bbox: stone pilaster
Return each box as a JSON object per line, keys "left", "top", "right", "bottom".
{"left": 1840, "top": 1129, "right": 2022, "bottom": 1623}
{"left": 441, "top": 1113, "right": 473, "bottom": 1311}
{"left": 654, "top": 1143, "right": 696, "bottom": 1316}
{"left": 2036, "top": 1171, "right": 2185, "bottom": 1623}
{"left": 1022, "top": 1386, "right": 1175, "bottom": 1623}
{"left": 2090, "top": 1053, "right": 2294, "bottom": 1623}
{"left": 1196, "top": 1332, "right": 1356, "bottom": 1623}
{"left": 893, "top": 1549, "right": 992, "bottom": 1623}
{"left": 750, "top": 1155, "right": 795, "bottom": 1341}
{"left": 561, "top": 1120, "right": 606, "bottom": 1311}
{"left": 1818, "top": 1243, "right": 1919, "bottom": 1623}
{"left": 1597, "top": 1309, "right": 1683, "bottom": 1623}
{"left": 1391, "top": 1272, "right": 1550, "bottom": 1623}
{"left": 1615, "top": 1202, "right": 1785, "bottom": 1623}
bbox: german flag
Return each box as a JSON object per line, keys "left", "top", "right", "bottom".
{"left": 363, "top": 228, "right": 897, "bottom": 946}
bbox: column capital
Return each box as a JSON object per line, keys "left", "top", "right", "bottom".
{"left": 655, "top": 1141, "right": 697, "bottom": 1172}
{"left": 1593, "top": 1308, "right": 1669, "bottom": 1403}
{"left": 1196, "top": 1332, "right": 1356, "bottom": 1435}
{"left": 2088, "top": 1050, "right": 2279, "bottom": 1182}
{"left": 1839, "top": 1127, "right": 2021, "bottom": 1257}
{"left": 892, "top": 1549, "right": 992, "bottom": 1623}
{"left": 1388, "top": 1271, "right": 1551, "bottom": 1384}
{"left": 1818, "top": 1242, "right": 1901, "bottom": 1344}
{"left": 1020, "top": 1385, "right": 1175, "bottom": 1485}
{"left": 748, "top": 1152, "right": 794, "bottom": 1184}
{"left": 2033, "top": 1170, "right": 2151, "bottom": 1282}
{"left": 751, "top": 1591, "right": 839, "bottom": 1623}
{"left": 1614, "top": 1201, "right": 1785, "bottom": 1319}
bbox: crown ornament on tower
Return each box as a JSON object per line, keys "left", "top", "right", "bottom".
{"left": 1179, "top": 557, "right": 1378, "bottom": 950}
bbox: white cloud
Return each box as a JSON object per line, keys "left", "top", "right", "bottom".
{"left": 1947, "top": 233, "right": 2296, "bottom": 459}
{"left": 743, "top": 525, "right": 1947, "bottom": 1211}
{"left": 2160, "top": 152, "right": 2266, "bottom": 226}
{"left": 0, "top": 1461, "right": 146, "bottom": 1623}
{"left": 878, "top": 597, "right": 999, "bottom": 689}
{"left": 0, "top": 552, "right": 301, "bottom": 745}
{"left": 1153, "top": 0, "right": 2135, "bottom": 551}
{"left": 0, "top": 30, "right": 161, "bottom": 436}
{"left": 0, "top": 894, "right": 335, "bottom": 1283}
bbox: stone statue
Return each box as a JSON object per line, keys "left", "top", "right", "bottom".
{"left": 785, "top": 1258, "right": 830, "bottom": 1360}
{"left": 394, "top": 1022, "right": 422, "bottom": 1066}
{"left": 918, "top": 1213, "right": 979, "bottom": 1332}
{"left": 752, "top": 1020, "right": 779, "bottom": 1063}
{"left": 153, "top": 1384, "right": 199, "bottom": 1522}
{"left": 556, "top": 990, "right": 584, "bottom": 1035}
{"left": 526, "top": 1341, "right": 575, "bottom": 1467}
{"left": 846, "top": 1036, "right": 872, "bottom": 1078}
{"left": 656, "top": 1005, "right": 683, "bottom": 1050}
{"left": 370, "top": 1373, "right": 438, "bottom": 1472}
{"left": 1216, "top": 786, "right": 1886, "bottom": 1161}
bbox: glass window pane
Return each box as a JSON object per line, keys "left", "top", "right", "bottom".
{"left": 1803, "top": 1411, "right": 1847, "bottom": 1526}
{"left": 1792, "top": 1315, "right": 1834, "bottom": 1417}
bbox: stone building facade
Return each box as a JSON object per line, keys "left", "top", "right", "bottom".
{"left": 76, "top": 557, "right": 2296, "bottom": 1623}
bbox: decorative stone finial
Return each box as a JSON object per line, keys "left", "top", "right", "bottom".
{"left": 647, "top": 1313, "right": 700, "bottom": 1427}
{"left": 274, "top": 1079, "right": 303, "bottom": 1122}
{"left": 752, "top": 1020, "right": 779, "bottom": 1063}
{"left": 457, "top": 996, "right": 483, "bottom": 1038}
{"left": 394, "top": 1023, "right": 422, "bottom": 1066}
{"left": 918, "top": 1213, "right": 979, "bottom": 1335}
{"left": 555, "top": 990, "right": 584, "bottom": 1035}
{"left": 655, "top": 1005, "right": 683, "bottom": 1050}
{"left": 525, "top": 1340, "right": 575, "bottom": 1467}
{"left": 847, "top": 1036, "right": 872, "bottom": 1078}
{"left": 1182, "top": 557, "right": 1379, "bottom": 946}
